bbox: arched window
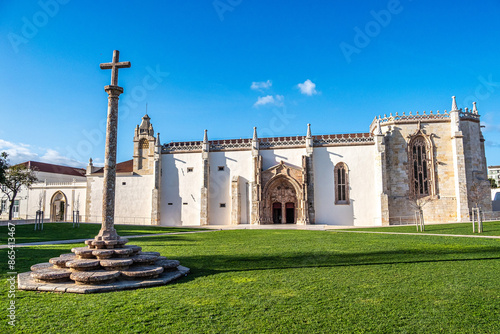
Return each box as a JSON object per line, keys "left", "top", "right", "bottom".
{"left": 408, "top": 135, "right": 434, "bottom": 198}
{"left": 334, "top": 162, "right": 349, "bottom": 205}
{"left": 139, "top": 138, "right": 149, "bottom": 149}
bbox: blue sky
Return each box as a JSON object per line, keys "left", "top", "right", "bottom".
{"left": 1, "top": 0, "right": 500, "bottom": 167}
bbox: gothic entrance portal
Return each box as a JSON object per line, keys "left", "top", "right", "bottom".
{"left": 265, "top": 177, "right": 298, "bottom": 224}
{"left": 285, "top": 202, "right": 295, "bottom": 224}
{"left": 50, "top": 191, "right": 67, "bottom": 222}
{"left": 272, "top": 202, "right": 282, "bottom": 224}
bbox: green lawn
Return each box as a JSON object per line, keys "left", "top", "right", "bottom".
{"left": 341, "top": 221, "right": 500, "bottom": 236}
{"left": 0, "top": 223, "right": 204, "bottom": 245}
{"left": 1, "top": 230, "right": 500, "bottom": 333}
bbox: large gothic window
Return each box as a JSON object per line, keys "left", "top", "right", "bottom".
{"left": 334, "top": 162, "right": 349, "bottom": 205}
{"left": 409, "top": 136, "right": 433, "bottom": 198}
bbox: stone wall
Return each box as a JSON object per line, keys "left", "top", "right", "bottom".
{"left": 461, "top": 119, "right": 492, "bottom": 211}
{"left": 382, "top": 119, "right": 459, "bottom": 223}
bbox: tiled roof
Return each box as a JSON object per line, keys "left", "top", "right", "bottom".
{"left": 20, "top": 161, "right": 86, "bottom": 177}
{"left": 92, "top": 160, "right": 133, "bottom": 174}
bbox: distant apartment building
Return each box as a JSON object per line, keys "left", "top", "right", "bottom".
{"left": 488, "top": 165, "right": 500, "bottom": 186}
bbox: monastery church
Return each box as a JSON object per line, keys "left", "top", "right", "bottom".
{"left": 1, "top": 97, "right": 494, "bottom": 226}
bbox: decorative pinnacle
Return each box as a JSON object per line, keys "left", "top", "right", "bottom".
{"left": 473, "top": 102, "right": 478, "bottom": 114}
{"left": 451, "top": 96, "right": 458, "bottom": 111}
{"left": 89, "top": 157, "right": 93, "bottom": 165}
{"left": 306, "top": 123, "right": 312, "bottom": 138}
{"left": 253, "top": 127, "right": 258, "bottom": 141}
{"left": 156, "top": 133, "right": 161, "bottom": 147}
{"left": 203, "top": 129, "right": 208, "bottom": 143}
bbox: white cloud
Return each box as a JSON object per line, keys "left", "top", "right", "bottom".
{"left": 0, "top": 139, "right": 38, "bottom": 163}
{"left": 254, "top": 95, "right": 284, "bottom": 107}
{"left": 0, "top": 139, "right": 84, "bottom": 167}
{"left": 297, "top": 79, "right": 318, "bottom": 96}
{"left": 251, "top": 80, "right": 272, "bottom": 91}
{"left": 39, "top": 149, "right": 84, "bottom": 168}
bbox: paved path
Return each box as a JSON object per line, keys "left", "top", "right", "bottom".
{"left": 333, "top": 230, "right": 500, "bottom": 239}
{"left": 0, "top": 230, "right": 217, "bottom": 249}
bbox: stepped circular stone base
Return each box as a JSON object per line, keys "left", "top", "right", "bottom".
{"left": 123, "top": 245, "right": 142, "bottom": 254}
{"left": 49, "top": 257, "right": 74, "bottom": 268}
{"left": 100, "top": 258, "right": 133, "bottom": 270}
{"left": 116, "top": 238, "right": 128, "bottom": 246}
{"left": 60, "top": 253, "right": 76, "bottom": 258}
{"left": 71, "top": 270, "right": 120, "bottom": 285}
{"left": 30, "top": 262, "right": 54, "bottom": 271}
{"left": 86, "top": 237, "right": 128, "bottom": 249}
{"left": 131, "top": 254, "right": 158, "bottom": 265}
{"left": 139, "top": 251, "right": 161, "bottom": 257}
{"left": 67, "top": 259, "right": 101, "bottom": 271}
{"left": 113, "top": 248, "right": 134, "bottom": 258}
{"left": 92, "top": 249, "right": 114, "bottom": 259}
{"left": 18, "top": 265, "right": 190, "bottom": 293}
{"left": 31, "top": 268, "right": 72, "bottom": 283}
{"left": 156, "top": 256, "right": 167, "bottom": 261}
{"left": 102, "top": 240, "right": 118, "bottom": 248}
{"left": 71, "top": 247, "right": 94, "bottom": 259}
{"left": 156, "top": 259, "right": 180, "bottom": 270}
{"left": 120, "top": 266, "right": 164, "bottom": 280}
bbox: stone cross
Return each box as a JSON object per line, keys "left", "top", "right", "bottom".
{"left": 99, "top": 50, "right": 131, "bottom": 86}
{"left": 96, "top": 50, "right": 131, "bottom": 241}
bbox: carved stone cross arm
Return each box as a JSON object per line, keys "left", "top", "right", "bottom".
{"left": 100, "top": 50, "right": 131, "bottom": 87}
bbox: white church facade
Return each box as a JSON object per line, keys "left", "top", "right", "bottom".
{"left": 2, "top": 97, "right": 496, "bottom": 226}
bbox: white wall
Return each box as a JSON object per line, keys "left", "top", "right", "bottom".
{"left": 313, "top": 145, "right": 377, "bottom": 226}
{"left": 208, "top": 151, "right": 253, "bottom": 225}
{"left": 0, "top": 181, "right": 86, "bottom": 221}
{"left": 88, "top": 174, "right": 153, "bottom": 224}
{"left": 161, "top": 152, "right": 202, "bottom": 226}
{"left": 260, "top": 148, "right": 305, "bottom": 170}
{"left": 159, "top": 145, "right": 379, "bottom": 227}
{"left": 492, "top": 189, "right": 500, "bottom": 212}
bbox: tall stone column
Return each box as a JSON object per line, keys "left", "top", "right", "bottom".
{"left": 304, "top": 123, "right": 315, "bottom": 224}
{"left": 374, "top": 126, "right": 389, "bottom": 225}
{"left": 200, "top": 130, "right": 210, "bottom": 225}
{"left": 450, "top": 96, "right": 470, "bottom": 222}
{"left": 250, "top": 127, "right": 261, "bottom": 225}
{"left": 98, "top": 86, "right": 123, "bottom": 240}
{"left": 96, "top": 50, "right": 130, "bottom": 240}
{"left": 231, "top": 176, "right": 241, "bottom": 225}
{"left": 151, "top": 133, "right": 162, "bottom": 225}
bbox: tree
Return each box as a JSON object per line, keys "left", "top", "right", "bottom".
{"left": 408, "top": 196, "right": 433, "bottom": 231}
{"left": 489, "top": 178, "right": 498, "bottom": 189}
{"left": 0, "top": 156, "right": 38, "bottom": 220}
{"left": 469, "top": 180, "right": 489, "bottom": 209}
{"left": 0, "top": 152, "right": 8, "bottom": 185}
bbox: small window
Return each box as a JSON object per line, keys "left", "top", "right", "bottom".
{"left": 334, "top": 162, "right": 349, "bottom": 205}
{"left": 183, "top": 202, "right": 188, "bottom": 205}
{"left": 167, "top": 203, "right": 173, "bottom": 206}
{"left": 220, "top": 203, "right": 226, "bottom": 208}
{"left": 187, "top": 167, "right": 194, "bottom": 173}
{"left": 218, "top": 166, "right": 225, "bottom": 171}
{"left": 122, "top": 182, "right": 126, "bottom": 185}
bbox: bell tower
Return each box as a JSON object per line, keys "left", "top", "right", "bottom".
{"left": 133, "top": 114, "right": 157, "bottom": 175}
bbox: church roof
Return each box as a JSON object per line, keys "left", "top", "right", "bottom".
{"left": 20, "top": 161, "right": 86, "bottom": 177}
{"left": 92, "top": 160, "right": 133, "bottom": 174}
